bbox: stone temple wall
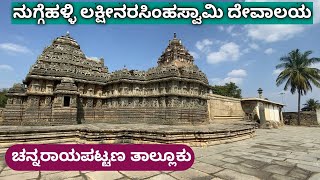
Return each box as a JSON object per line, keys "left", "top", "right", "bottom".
{"left": 207, "top": 94, "right": 244, "bottom": 122}
{"left": 3, "top": 80, "right": 209, "bottom": 126}
{"left": 283, "top": 111, "right": 319, "bottom": 126}
{"left": 80, "top": 107, "right": 208, "bottom": 125}
{"left": 3, "top": 78, "right": 209, "bottom": 126}
{"left": 2, "top": 33, "right": 210, "bottom": 126}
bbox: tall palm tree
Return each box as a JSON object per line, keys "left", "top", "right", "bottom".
{"left": 303, "top": 98, "right": 320, "bottom": 111}
{"left": 276, "top": 49, "right": 320, "bottom": 125}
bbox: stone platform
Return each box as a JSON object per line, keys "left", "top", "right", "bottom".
{"left": 1, "top": 126, "right": 320, "bottom": 180}
{"left": 0, "top": 122, "right": 255, "bottom": 147}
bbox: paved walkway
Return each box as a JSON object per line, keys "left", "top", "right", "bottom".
{"left": 0, "top": 126, "right": 320, "bottom": 180}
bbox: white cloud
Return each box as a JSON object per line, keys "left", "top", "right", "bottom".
{"left": 245, "top": 25, "right": 305, "bottom": 43}
{"left": 217, "top": 25, "right": 240, "bottom": 36}
{"left": 211, "top": 69, "right": 247, "bottom": 85}
{"left": 0, "top": 43, "right": 32, "bottom": 54}
{"left": 243, "top": 48, "right": 250, "bottom": 54}
{"left": 243, "top": 60, "right": 256, "bottom": 67}
{"left": 273, "top": 69, "right": 282, "bottom": 75}
{"left": 314, "top": 0, "right": 320, "bottom": 23}
{"left": 0, "top": 64, "right": 14, "bottom": 71}
{"left": 249, "top": 43, "right": 259, "bottom": 50}
{"left": 207, "top": 42, "right": 241, "bottom": 64}
{"left": 195, "top": 39, "right": 213, "bottom": 53}
{"left": 217, "top": 26, "right": 224, "bottom": 31}
{"left": 214, "top": 40, "right": 228, "bottom": 45}
{"left": 228, "top": 69, "right": 247, "bottom": 77}
{"left": 243, "top": 0, "right": 320, "bottom": 42}
{"left": 217, "top": 25, "right": 235, "bottom": 33}
{"left": 211, "top": 77, "right": 244, "bottom": 85}
{"left": 224, "top": 77, "right": 243, "bottom": 85}
{"left": 189, "top": 51, "right": 199, "bottom": 59}
{"left": 226, "top": 26, "right": 235, "bottom": 34}
{"left": 311, "top": 63, "right": 320, "bottom": 69}
{"left": 264, "top": 48, "right": 275, "bottom": 55}
{"left": 242, "top": 43, "right": 259, "bottom": 54}
{"left": 210, "top": 78, "right": 223, "bottom": 85}
{"left": 231, "top": 32, "right": 240, "bottom": 37}
{"left": 86, "top": 56, "right": 100, "bottom": 61}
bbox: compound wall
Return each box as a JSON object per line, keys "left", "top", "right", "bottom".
{"left": 207, "top": 94, "right": 244, "bottom": 122}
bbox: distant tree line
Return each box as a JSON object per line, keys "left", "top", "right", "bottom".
{"left": 210, "top": 82, "right": 242, "bottom": 98}
{"left": 302, "top": 98, "right": 320, "bottom": 111}
{"left": 0, "top": 89, "right": 8, "bottom": 108}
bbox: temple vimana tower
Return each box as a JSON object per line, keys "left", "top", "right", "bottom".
{"left": 3, "top": 33, "right": 210, "bottom": 126}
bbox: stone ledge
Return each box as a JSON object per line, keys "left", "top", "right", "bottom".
{"left": 0, "top": 122, "right": 255, "bottom": 147}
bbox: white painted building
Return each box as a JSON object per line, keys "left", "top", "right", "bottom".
{"left": 241, "top": 98, "right": 284, "bottom": 128}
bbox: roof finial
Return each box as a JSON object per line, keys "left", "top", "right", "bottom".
{"left": 258, "top": 88, "right": 263, "bottom": 98}
{"left": 66, "top": 31, "right": 70, "bottom": 37}
{"left": 174, "top": 32, "right": 177, "bottom": 39}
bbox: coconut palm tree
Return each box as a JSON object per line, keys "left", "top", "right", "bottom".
{"left": 276, "top": 49, "right": 320, "bottom": 125}
{"left": 302, "top": 98, "right": 320, "bottom": 111}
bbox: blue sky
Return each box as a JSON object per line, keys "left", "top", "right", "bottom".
{"left": 0, "top": 0, "right": 320, "bottom": 112}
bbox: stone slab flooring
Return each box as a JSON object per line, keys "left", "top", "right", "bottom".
{"left": 0, "top": 126, "right": 320, "bottom": 180}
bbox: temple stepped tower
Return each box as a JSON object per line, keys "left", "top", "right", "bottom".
{"left": 3, "top": 33, "right": 209, "bottom": 126}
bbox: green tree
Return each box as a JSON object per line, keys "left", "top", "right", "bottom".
{"left": 0, "top": 89, "right": 8, "bottom": 108}
{"left": 276, "top": 49, "right": 320, "bottom": 125}
{"left": 302, "top": 98, "right": 320, "bottom": 111}
{"left": 211, "top": 82, "right": 242, "bottom": 98}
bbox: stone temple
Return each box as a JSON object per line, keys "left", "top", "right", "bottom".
{"left": 3, "top": 33, "right": 210, "bottom": 126}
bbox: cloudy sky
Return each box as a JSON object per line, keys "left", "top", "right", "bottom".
{"left": 0, "top": 0, "right": 320, "bottom": 112}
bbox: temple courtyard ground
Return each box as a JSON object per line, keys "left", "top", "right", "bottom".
{"left": 0, "top": 126, "right": 319, "bottom": 180}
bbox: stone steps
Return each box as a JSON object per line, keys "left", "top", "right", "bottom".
{"left": 0, "top": 123, "right": 255, "bottom": 147}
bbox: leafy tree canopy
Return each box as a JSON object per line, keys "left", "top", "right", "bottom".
{"left": 302, "top": 98, "right": 320, "bottom": 111}
{"left": 210, "top": 82, "right": 242, "bottom": 98}
{"left": 275, "top": 49, "right": 320, "bottom": 125}
{"left": 0, "top": 89, "right": 8, "bottom": 108}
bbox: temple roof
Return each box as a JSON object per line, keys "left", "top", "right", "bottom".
{"left": 27, "top": 32, "right": 108, "bottom": 82}
{"left": 7, "top": 83, "right": 26, "bottom": 96}
{"left": 157, "top": 33, "right": 194, "bottom": 67}
{"left": 36, "top": 32, "right": 103, "bottom": 68}
{"left": 53, "top": 32, "right": 81, "bottom": 49}
{"left": 24, "top": 33, "right": 208, "bottom": 85}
